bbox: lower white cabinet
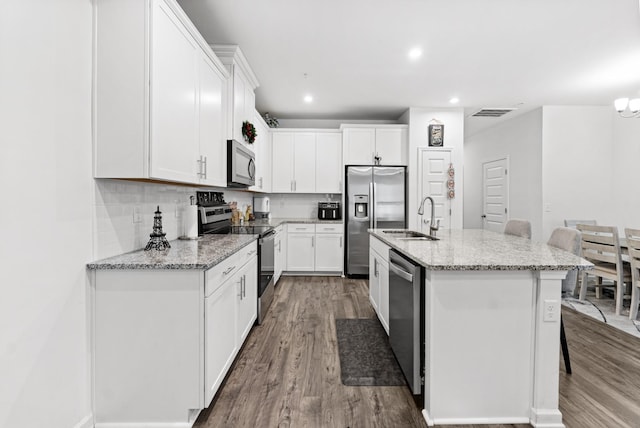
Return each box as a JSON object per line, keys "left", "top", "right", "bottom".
{"left": 274, "top": 225, "right": 285, "bottom": 283}
{"left": 92, "top": 241, "right": 257, "bottom": 427}
{"left": 285, "top": 223, "right": 343, "bottom": 273}
{"left": 315, "top": 224, "right": 343, "bottom": 272}
{"left": 369, "top": 236, "right": 390, "bottom": 334}
{"left": 287, "top": 224, "right": 316, "bottom": 271}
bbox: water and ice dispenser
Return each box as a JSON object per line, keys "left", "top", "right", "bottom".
{"left": 354, "top": 195, "right": 369, "bottom": 218}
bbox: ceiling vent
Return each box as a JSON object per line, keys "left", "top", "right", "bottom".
{"left": 470, "top": 108, "right": 517, "bottom": 118}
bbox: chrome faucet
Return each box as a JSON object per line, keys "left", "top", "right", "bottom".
{"left": 418, "top": 196, "right": 440, "bottom": 237}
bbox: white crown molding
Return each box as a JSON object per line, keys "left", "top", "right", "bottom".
{"left": 210, "top": 44, "right": 260, "bottom": 90}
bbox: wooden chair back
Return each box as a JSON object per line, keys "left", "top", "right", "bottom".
{"left": 576, "top": 224, "right": 622, "bottom": 272}
{"left": 624, "top": 228, "right": 640, "bottom": 319}
{"left": 504, "top": 219, "right": 531, "bottom": 239}
{"left": 564, "top": 219, "right": 597, "bottom": 229}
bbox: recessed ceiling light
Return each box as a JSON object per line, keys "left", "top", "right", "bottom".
{"left": 408, "top": 47, "right": 422, "bottom": 60}
{"left": 304, "top": 95, "right": 313, "bottom": 103}
{"left": 449, "top": 97, "right": 460, "bottom": 104}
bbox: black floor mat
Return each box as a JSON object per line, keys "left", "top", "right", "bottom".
{"left": 335, "top": 318, "right": 406, "bottom": 386}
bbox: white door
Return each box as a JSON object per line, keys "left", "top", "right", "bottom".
{"left": 417, "top": 148, "right": 451, "bottom": 233}
{"left": 315, "top": 132, "right": 342, "bottom": 193}
{"left": 150, "top": 0, "right": 199, "bottom": 183}
{"left": 482, "top": 158, "right": 509, "bottom": 232}
{"left": 375, "top": 128, "right": 405, "bottom": 165}
{"left": 271, "top": 132, "right": 294, "bottom": 192}
{"left": 293, "top": 132, "right": 316, "bottom": 193}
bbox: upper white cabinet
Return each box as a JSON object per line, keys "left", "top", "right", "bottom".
{"left": 342, "top": 125, "right": 408, "bottom": 166}
{"left": 211, "top": 45, "right": 260, "bottom": 144}
{"left": 272, "top": 129, "right": 342, "bottom": 194}
{"left": 249, "top": 111, "right": 272, "bottom": 193}
{"left": 94, "top": 0, "right": 229, "bottom": 186}
{"left": 315, "top": 132, "right": 343, "bottom": 194}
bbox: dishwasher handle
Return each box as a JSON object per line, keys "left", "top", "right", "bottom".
{"left": 389, "top": 260, "right": 414, "bottom": 282}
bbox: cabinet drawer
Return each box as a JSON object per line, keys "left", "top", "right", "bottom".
{"left": 205, "top": 241, "right": 257, "bottom": 297}
{"left": 288, "top": 223, "right": 315, "bottom": 233}
{"left": 316, "top": 223, "right": 343, "bottom": 234}
{"left": 370, "top": 236, "right": 390, "bottom": 263}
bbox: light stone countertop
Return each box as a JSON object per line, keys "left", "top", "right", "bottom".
{"left": 87, "top": 234, "right": 257, "bottom": 270}
{"left": 369, "top": 228, "right": 594, "bottom": 271}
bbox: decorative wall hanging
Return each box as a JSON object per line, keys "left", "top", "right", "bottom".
{"left": 428, "top": 119, "right": 444, "bottom": 147}
{"left": 145, "top": 206, "right": 171, "bottom": 251}
{"left": 242, "top": 121, "right": 257, "bottom": 144}
{"left": 262, "top": 112, "right": 280, "bottom": 128}
{"left": 447, "top": 163, "right": 455, "bottom": 199}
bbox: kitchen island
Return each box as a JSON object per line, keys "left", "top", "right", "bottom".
{"left": 369, "top": 229, "right": 592, "bottom": 428}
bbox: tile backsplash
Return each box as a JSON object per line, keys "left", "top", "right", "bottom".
{"left": 93, "top": 178, "right": 340, "bottom": 260}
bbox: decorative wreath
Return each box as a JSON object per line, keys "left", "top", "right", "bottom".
{"left": 242, "top": 121, "right": 257, "bottom": 144}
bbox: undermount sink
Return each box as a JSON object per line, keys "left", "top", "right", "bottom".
{"left": 382, "top": 230, "right": 440, "bottom": 241}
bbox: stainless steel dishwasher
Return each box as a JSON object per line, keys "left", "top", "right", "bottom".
{"left": 388, "top": 249, "right": 424, "bottom": 395}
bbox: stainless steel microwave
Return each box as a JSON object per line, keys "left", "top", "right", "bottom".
{"left": 227, "top": 140, "right": 255, "bottom": 187}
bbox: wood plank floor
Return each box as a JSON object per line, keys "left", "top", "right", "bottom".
{"left": 194, "top": 276, "right": 640, "bottom": 428}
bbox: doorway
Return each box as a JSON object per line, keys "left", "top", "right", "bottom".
{"left": 482, "top": 158, "right": 509, "bottom": 232}
{"left": 417, "top": 148, "right": 452, "bottom": 233}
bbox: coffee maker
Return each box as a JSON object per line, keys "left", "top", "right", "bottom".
{"left": 253, "top": 196, "right": 270, "bottom": 219}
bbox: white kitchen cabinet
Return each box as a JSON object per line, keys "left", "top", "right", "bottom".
{"left": 92, "top": 240, "right": 257, "bottom": 426}
{"left": 94, "top": 0, "right": 229, "bottom": 185}
{"left": 369, "top": 236, "right": 390, "bottom": 334}
{"left": 315, "top": 132, "right": 343, "bottom": 193}
{"left": 315, "top": 224, "right": 343, "bottom": 272}
{"left": 287, "top": 224, "right": 316, "bottom": 271}
{"left": 274, "top": 225, "right": 285, "bottom": 284}
{"left": 211, "top": 45, "right": 259, "bottom": 143}
{"left": 271, "top": 131, "right": 316, "bottom": 193}
{"left": 250, "top": 111, "right": 272, "bottom": 192}
{"left": 342, "top": 125, "right": 408, "bottom": 166}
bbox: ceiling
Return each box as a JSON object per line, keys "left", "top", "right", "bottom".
{"left": 177, "top": 0, "right": 640, "bottom": 136}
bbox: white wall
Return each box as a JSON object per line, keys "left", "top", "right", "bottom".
{"left": 464, "top": 109, "right": 543, "bottom": 240}
{"left": 268, "top": 193, "right": 340, "bottom": 218}
{"left": 0, "top": 1, "right": 94, "bottom": 427}
{"left": 405, "top": 108, "right": 465, "bottom": 230}
{"left": 612, "top": 114, "right": 640, "bottom": 231}
{"left": 541, "top": 106, "right": 614, "bottom": 239}
{"left": 276, "top": 118, "right": 398, "bottom": 129}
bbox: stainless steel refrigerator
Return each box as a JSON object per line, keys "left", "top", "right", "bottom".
{"left": 345, "top": 166, "right": 406, "bottom": 276}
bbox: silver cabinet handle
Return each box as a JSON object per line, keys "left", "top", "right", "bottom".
{"left": 259, "top": 177, "right": 263, "bottom": 189}
{"left": 294, "top": 180, "right": 297, "bottom": 192}
{"left": 197, "top": 156, "right": 203, "bottom": 178}
{"left": 278, "top": 240, "right": 282, "bottom": 252}
{"left": 203, "top": 156, "right": 207, "bottom": 179}
{"left": 242, "top": 275, "right": 245, "bottom": 298}
{"left": 340, "top": 236, "right": 343, "bottom": 248}
{"left": 374, "top": 258, "right": 378, "bottom": 277}
{"left": 311, "top": 236, "right": 314, "bottom": 248}
{"left": 223, "top": 265, "right": 236, "bottom": 275}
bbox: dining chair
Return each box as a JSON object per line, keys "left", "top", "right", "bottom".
{"left": 547, "top": 227, "right": 582, "bottom": 375}
{"left": 564, "top": 219, "right": 597, "bottom": 229}
{"left": 624, "top": 228, "right": 640, "bottom": 320}
{"left": 504, "top": 219, "right": 531, "bottom": 239}
{"left": 576, "top": 224, "right": 631, "bottom": 316}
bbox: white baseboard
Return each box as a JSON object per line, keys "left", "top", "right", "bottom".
{"left": 530, "top": 407, "right": 566, "bottom": 428}
{"left": 74, "top": 413, "right": 94, "bottom": 428}
{"left": 95, "top": 423, "right": 193, "bottom": 428}
{"left": 422, "top": 409, "right": 531, "bottom": 427}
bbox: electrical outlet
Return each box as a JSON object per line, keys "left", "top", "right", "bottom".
{"left": 543, "top": 299, "right": 559, "bottom": 322}
{"left": 133, "top": 206, "right": 142, "bottom": 223}
{"left": 174, "top": 200, "right": 180, "bottom": 218}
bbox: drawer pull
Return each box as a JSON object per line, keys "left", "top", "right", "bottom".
{"left": 248, "top": 250, "right": 257, "bottom": 256}
{"left": 223, "top": 265, "right": 236, "bottom": 275}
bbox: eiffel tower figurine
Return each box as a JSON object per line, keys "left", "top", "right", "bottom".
{"left": 145, "top": 206, "right": 171, "bottom": 251}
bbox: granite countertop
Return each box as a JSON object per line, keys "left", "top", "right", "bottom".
{"left": 370, "top": 228, "right": 594, "bottom": 271}
{"left": 242, "top": 217, "right": 343, "bottom": 227}
{"left": 87, "top": 234, "right": 257, "bottom": 270}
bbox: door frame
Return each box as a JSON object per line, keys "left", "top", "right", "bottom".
{"left": 481, "top": 157, "right": 510, "bottom": 231}
{"left": 417, "top": 147, "right": 452, "bottom": 231}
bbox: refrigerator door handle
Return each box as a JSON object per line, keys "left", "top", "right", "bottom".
{"left": 373, "top": 182, "right": 378, "bottom": 229}
{"left": 369, "top": 182, "right": 374, "bottom": 229}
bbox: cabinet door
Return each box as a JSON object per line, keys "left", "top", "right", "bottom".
{"left": 272, "top": 132, "right": 295, "bottom": 192}
{"left": 232, "top": 67, "right": 246, "bottom": 142}
{"left": 274, "top": 232, "right": 282, "bottom": 284}
{"left": 343, "top": 128, "right": 375, "bottom": 165}
{"left": 315, "top": 133, "right": 342, "bottom": 193}
{"left": 287, "top": 233, "right": 315, "bottom": 271}
{"left": 369, "top": 251, "right": 380, "bottom": 311}
{"left": 375, "top": 128, "right": 406, "bottom": 166}
{"left": 261, "top": 127, "right": 272, "bottom": 192}
{"left": 237, "top": 257, "right": 257, "bottom": 344}
{"left": 198, "top": 54, "right": 226, "bottom": 187}
{"left": 150, "top": 0, "right": 200, "bottom": 183}
{"left": 314, "top": 233, "right": 343, "bottom": 271}
{"left": 205, "top": 277, "right": 238, "bottom": 405}
{"left": 378, "top": 258, "right": 390, "bottom": 334}
{"left": 293, "top": 132, "right": 316, "bottom": 193}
